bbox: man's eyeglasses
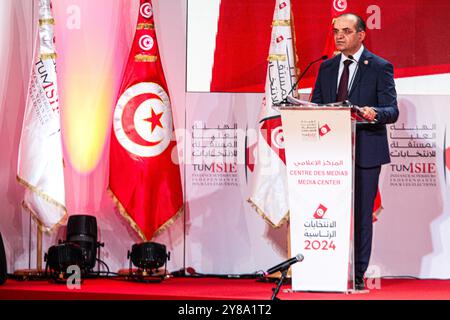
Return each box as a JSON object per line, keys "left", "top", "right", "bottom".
{"left": 333, "top": 28, "right": 359, "bottom": 36}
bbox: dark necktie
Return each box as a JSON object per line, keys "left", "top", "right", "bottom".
{"left": 336, "top": 59, "right": 353, "bottom": 102}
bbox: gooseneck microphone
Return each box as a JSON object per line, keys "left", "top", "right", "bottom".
{"left": 265, "top": 253, "right": 304, "bottom": 275}
{"left": 346, "top": 54, "right": 359, "bottom": 96}
{"left": 279, "top": 55, "right": 328, "bottom": 105}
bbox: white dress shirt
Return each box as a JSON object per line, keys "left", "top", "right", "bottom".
{"left": 337, "top": 45, "right": 364, "bottom": 91}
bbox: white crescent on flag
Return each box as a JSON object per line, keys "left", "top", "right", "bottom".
{"left": 113, "top": 82, "right": 172, "bottom": 158}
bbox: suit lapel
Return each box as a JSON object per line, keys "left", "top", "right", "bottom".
{"left": 328, "top": 56, "right": 340, "bottom": 102}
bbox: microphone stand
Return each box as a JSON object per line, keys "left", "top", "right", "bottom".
{"left": 277, "top": 55, "right": 328, "bottom": 106}
{"left": 270, "top": 268, "right": 289, "bottom": 300}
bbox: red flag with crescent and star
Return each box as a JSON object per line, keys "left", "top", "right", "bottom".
{"left": 322, "top": 0, "right": 350, "bottom": 58}
{"left": 109, "top": 0, "right": 183, "bottom": 241}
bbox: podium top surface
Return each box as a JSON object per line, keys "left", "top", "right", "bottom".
{"left": 277, "top": 105, "right": 374, "bottom": 124}
{"left": 277, "top": 105, "right": 352, "bottom": 111}
{"left": 275, "top": 96, "right": 353, "bottom": 110}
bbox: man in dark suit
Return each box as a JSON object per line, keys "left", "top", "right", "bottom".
{"left": 311, "top": 13, "right": 399, "bottom": 290}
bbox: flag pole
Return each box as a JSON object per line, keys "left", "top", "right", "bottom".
{"left": 36, "top": 225, "right": 43, "bottom": 271}
{"left": 15, "top": 0, "right": 66, "bottom": 280}
{"left": 249, "top": 0, "right": 296, "bottom": 281}
{"left": 13, "top": 217, "right": 45, "bottom": 279}
{"left": 266, "top": 221, "right": 292, "bottom": 281}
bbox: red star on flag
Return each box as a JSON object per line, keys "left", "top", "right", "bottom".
{"left": 144, "top": 108, "right": 163, "bottom": 133}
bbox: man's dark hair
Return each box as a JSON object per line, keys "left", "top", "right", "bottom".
{"left": 337, "top": 13, "right": 366, "bottom": 32}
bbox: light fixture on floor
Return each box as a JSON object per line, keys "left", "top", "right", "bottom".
{"left": 66, "top": 215, "right": 104, "bottom": 273}
{"left": 44, "top": 214, "right": 104, "bottom": 282}
{"left": 120, "top": 242, "right": 170, "bottom": 283}
{"left": 44, "top": 242, "right": 85, "bottom": 282}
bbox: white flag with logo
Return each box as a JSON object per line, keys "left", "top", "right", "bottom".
{"left": 17, "top": 0, "right": 66, "bottom": 232}
{"left": 248, "top": 0, "right": 298, "bottom": 227}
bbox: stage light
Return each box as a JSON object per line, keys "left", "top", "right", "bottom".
{"left": 127, "top": 242, "right": 170, "bottom": 276}
{"left": 44, "top": 214, "right": 104, "bottom": 281}
{"left": 44, "top": 242, "right": 84, "bottom": 281}
{"left": 66, "top": 215, "right": 103, "bottom": 272}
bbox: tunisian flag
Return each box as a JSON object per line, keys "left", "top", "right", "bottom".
{"left": 248, "top": 0, "right": 298, "bottom": 227}
{"left": 17, "top": 0, "right": 67, "bottom": 232}
{"left": 322, "top": 0, "right": 350, "bottom": 58}
{"left": 109, "top": 0, "right": 183, "bottom": 241}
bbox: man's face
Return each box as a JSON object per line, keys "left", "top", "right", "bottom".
{"left": 333, "top": 15, "right": 365, "bottom": 56}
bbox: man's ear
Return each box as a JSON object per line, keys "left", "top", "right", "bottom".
{"left": 359, "top": 31, "right": 366, "bottom": 42}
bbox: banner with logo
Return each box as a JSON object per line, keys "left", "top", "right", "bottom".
{"left": 370, "top": 95, "right": 450, "bottom": 277}
{"left": 280, "top": 107, "right": 353, "bottom": 291}
{"left": 109, "top": 0, "right": 183, "bottom": 241}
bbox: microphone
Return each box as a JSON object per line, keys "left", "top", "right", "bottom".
{"left": 279, "top": 55, "right": 328, "bottom": 105}
{"left": 346, "top": 55, "right": 359, "bottom": 95}
{"left": 265, "top": 253, "right": 304, "bottom": 275}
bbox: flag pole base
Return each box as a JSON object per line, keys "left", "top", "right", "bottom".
{"left": 13, "top": 269, "right": 46, "bottom": 280}
{"left": 117, "top": 268, "right": 167, "bottom": 283}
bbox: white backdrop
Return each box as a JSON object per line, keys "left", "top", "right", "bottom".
{"left": 0, "top": 0, "right": 450, "bottom": 279}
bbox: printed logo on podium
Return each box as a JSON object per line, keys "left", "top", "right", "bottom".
{"left": 319, "top": 124, "right": 331, "bottom": 137}
{"left": 313, "top": 204, "right": 328, "bottom": 219}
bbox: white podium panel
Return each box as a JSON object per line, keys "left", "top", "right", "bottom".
{"left": 280, "top": 107, "right": 354, "bottom": 292}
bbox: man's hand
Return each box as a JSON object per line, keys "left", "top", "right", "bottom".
{"left": 360, "top": 106, "right": 377, "bottom": 122}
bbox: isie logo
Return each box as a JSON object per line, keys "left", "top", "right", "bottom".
{"left": 313, "top": 204, "right": 328, "bottom": 219}
{"left": 193, "top": 163, "right": 237, "bottom": 173}
{"left": 319, "top": 124, "right": 331, "bottom": 137}
{"left": 390, "top": 163, "right": 436, "bottom": 174}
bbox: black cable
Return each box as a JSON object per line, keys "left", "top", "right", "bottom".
{"left": 96, "top": 258, "right": 110, "bottom": 275}
{"left": 380, "top": 276, "right": 450, "bottom": 281}
{"left": 89, "top": 271, "right": 121, "bottom": 277}
{"left": 180, "top": 272, "right": 264, "bottom": 279}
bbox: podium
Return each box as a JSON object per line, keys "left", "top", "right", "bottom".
{"left": 279, "top": 104, "right": 357, "bottom": 292}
